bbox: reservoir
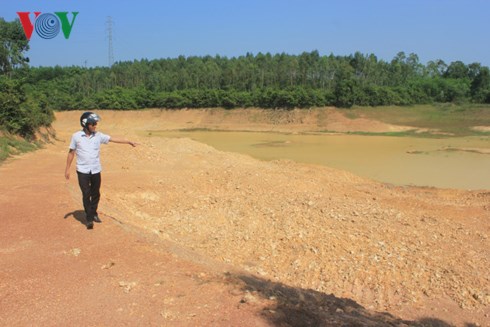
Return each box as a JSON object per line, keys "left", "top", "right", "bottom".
{"left": 150, "top": 130, "right": 490, "bottom": 190}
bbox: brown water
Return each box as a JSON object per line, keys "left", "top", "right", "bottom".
{"left": 150, "top": 131, "right": 490, "bottom": 190}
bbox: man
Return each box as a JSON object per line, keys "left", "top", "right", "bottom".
{"left": 65, "top": 112, "right": 137, "bottom": 229}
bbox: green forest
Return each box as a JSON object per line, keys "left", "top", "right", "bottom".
{"left": 1, "top": 18, "right": 490, "bottom": 139}
{"left": 18, "top": 50, "right": 490, "bottom": 111}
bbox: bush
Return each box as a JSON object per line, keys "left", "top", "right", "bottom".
{"left": 0, "top": 135, "right": 40, "bottom": 162}
{"left": 95, "top": 87, "right": 138, "bottom": 109}
{"left": 0, "top": 76, "right": 30, "bottom": 135}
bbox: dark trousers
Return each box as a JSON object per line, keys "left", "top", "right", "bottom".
{"left": 77, "top": 171, "right": 101, "bottom": 223}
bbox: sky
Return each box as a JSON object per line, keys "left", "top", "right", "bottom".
{"left": 1, "top": 0, "right": 489, "bottom": 68}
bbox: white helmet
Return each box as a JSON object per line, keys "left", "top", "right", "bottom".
{"left": 80, "top": 112, "right": 100, "bottom": 128}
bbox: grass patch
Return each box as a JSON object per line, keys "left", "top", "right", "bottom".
{"left": 345, "top": 130, "right": 421, "bottom": 137}
{"left": 347, "top": 104, "right": 490, "bottom": 137}
{"left": 315, "top": 129, "right": 446, "bottom": 138}
{"left": 0, "top": 135, "right": 41, "bottom": 163}
{"left": 343, "top": 130, "right": 451, "bottom": 138}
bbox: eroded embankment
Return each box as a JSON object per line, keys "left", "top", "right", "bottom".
{"left": 54, "top": 107, "right": 417, "bottom": 135}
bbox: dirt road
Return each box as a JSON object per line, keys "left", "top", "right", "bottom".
{"left": 0, "top": 109, "right": 488, "bottom": 326}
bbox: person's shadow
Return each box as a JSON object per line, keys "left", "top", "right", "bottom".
{"left": 64, "top": 210, "right": 87, "bottom": 225}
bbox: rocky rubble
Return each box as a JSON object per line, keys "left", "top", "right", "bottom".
{"left": 102, "top": 137, "right": 489, "bottom": 321}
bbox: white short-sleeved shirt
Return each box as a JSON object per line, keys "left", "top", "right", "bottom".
{"left": 69, "top": 130, "right": 111, "bottom": 174}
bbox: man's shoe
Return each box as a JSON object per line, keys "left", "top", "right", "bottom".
{"left": 87, "top": 222, "right": 94, "bottom": 229}
{"left": 93, "top": 215, "right": 102, "bottom": 223}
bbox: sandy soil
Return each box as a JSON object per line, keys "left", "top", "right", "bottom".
{"left": 473, "top": 126, "right": 490, "bottom": 133}
{"left": 1, "top": 108, "right": 488, "bottom": 326}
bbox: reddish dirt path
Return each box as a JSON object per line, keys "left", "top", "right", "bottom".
{"left": 0, "top": 145, "right": 272, "bottom": 326}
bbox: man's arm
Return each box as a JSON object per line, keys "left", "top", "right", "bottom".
{"left": 109, "top": 138, "right": 137, "bottom": 147}
{"left": 65, "top": 149, "right": 75, "bottom": 180}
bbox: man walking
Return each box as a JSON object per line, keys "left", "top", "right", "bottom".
{"left": 65, "top": 112, "right": 137, "bottom": 229}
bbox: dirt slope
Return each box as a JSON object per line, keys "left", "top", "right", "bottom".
{"left": 0, "top": 108, "right": 488, "bottom": 326}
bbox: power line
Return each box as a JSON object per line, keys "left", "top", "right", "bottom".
{"left": 106, "top": 16, "right": 114, "bottom": 67}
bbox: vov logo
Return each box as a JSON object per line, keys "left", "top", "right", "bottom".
{"left": 17, "top": 12, "right": 79, "bottom": 40}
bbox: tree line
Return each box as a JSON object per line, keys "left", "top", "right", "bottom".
{"left": 17, "top": 50, "right": 490, "bottom": 111}
{"left": 1, "top": 17, "right": 490, "bottom": 138}
{"left": 1, "top": 18, "right": 53, "bottom": 137}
